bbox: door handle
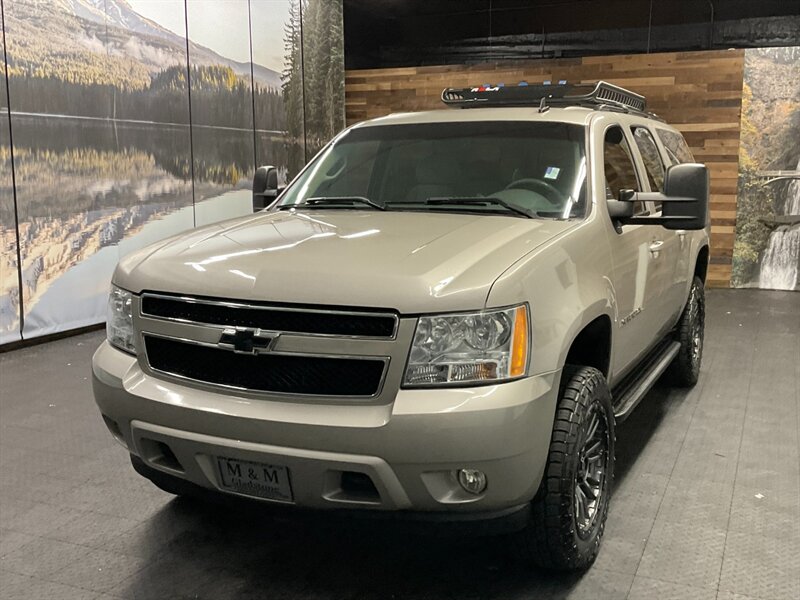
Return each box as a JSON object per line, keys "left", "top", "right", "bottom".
{"left": 649, "top": 240, "right": 664, "bottom": 254}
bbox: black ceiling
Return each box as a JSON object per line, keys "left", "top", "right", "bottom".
{"left": 343, "top": 0, "right": 800, "bottom": 69}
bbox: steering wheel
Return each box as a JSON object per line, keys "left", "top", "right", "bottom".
{"left": 504, "top": 178, "right": 565, "bottom": 207}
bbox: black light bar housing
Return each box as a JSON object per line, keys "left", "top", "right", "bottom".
{"left": 441, "top": 81, "right": 649, "bottom": 115}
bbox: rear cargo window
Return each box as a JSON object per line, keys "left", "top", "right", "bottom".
{"left": 656, "top": 128, "right": 694, "bottom": 164}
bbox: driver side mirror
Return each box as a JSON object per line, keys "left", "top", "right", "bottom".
{"left": 253, "top": 165, "right": 282, "bottom": 212}
{"left": 608, "top": 163, "right": 709, "bottom": 230}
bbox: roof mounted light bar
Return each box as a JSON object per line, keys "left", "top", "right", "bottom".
{"left": 441, "top": 81, "right": 649, "bottom": 115}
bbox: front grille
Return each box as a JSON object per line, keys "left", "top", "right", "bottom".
{"left": 141, "top": 294, "right": 397, "bottom": 338}
{"left": 144, "top": 336, "right": 386, "bottom": 397}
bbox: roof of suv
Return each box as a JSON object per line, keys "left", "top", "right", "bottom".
{"left": 354, "top": 106, "right": 596, "bottom": 128}
{"left": 353, "top": 82, "right": 676, "bottom": 131}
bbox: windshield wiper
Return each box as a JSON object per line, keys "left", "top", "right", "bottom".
{"left": 279, "top": 196, "right": 386, "bottom": 211}
{"left": 423, "top": 197, "right": 534, "bottom": 219}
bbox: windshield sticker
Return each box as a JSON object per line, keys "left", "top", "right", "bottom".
{"left": 544, "top": 166, "right": 561, "bottom": 180}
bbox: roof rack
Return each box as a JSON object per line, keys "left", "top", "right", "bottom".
{"left": 441, "top": 81, "right": 652, "bottom": 117}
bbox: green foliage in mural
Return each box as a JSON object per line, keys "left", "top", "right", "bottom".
{"left": 5, "top": 65, "right": 285, "bottom": 131}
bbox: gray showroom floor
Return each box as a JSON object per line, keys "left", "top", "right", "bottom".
{"left": 0, "top": 289, "right": 798, "bottom": 600}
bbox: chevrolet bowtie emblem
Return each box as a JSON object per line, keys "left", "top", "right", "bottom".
{"left": 218, "top": 327, "right": 280, "bottom": 354}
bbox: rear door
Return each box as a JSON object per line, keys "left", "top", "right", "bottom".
{"left": 601, "top": 124, "right": 665, "bottom": 376}
{"left": 630, "top": 125, "right": 684, "bottom": 331}
{"left": 657, "top": 127, "right": 698, "bottom": 315}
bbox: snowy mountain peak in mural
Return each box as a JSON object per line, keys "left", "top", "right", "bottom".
{"left": 64, "top": 0, "right": 170, "bottom": 41}
{"left": 7, "top": 0, "right": 281, "bottom": 88}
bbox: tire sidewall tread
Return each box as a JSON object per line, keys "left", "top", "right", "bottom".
{"left": 667, "top": 276, "right": 705, "bottom": 387}
{"left": 517, "top": 365, "right": 615, "bottom": 571}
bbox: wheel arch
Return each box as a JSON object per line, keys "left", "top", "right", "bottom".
{"left": 694, "top": 244, "right": 710, "bottom": 284}
{"left": 558, "top": 307, "right": 614, "bottom": 379}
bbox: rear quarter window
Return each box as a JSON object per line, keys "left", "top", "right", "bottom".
{"left": 656, "top": 128, "right": 695, "bottom": 164}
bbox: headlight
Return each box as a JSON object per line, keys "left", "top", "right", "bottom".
{"left": 404, "top": 304, "right": 529, "bottom": 386}
{"left": 107, "top": 285, "right": 135, "bottom": 354}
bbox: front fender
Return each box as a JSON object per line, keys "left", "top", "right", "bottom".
{"left": 485, "top": 219, "right": 615, "bottom": 376}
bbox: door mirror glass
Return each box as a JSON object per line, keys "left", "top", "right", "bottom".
{"left": 607, "top": 199, "right": 634, "bottom": 219}
{"left": 253, "top": 165, "right": 280, "bottom": 211}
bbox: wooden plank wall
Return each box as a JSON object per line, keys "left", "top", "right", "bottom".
{"left": 345, "top": 50, "right": 745, "bottom": 287}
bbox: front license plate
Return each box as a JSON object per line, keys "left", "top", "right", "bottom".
{"left": 215, "top": 456, "right": 293, "bottom": 503}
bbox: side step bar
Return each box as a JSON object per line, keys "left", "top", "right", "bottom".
{"left": 612, "top": 340, "right": 681, "bottom": 422}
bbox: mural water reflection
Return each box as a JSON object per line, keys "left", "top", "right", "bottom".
{"left": 0, "top": 32, "right": 20, "bottom": 344}
{"left": 0, "top": 115, "right": 284, "bottom": 336}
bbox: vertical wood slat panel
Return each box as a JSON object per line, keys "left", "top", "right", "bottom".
{"left": 345, "top": 49, "right": 745, "bottom": 288}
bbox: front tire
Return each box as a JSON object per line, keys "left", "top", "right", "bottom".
{"left": 667, "top": 276, "right": 705, "bottom": 387}
{"left": 516, "top": 366, "right": 615, "bottom": 570}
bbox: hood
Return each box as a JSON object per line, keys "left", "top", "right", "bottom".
{"left": 115, "top": 210, "right": 577, "bottom": 313}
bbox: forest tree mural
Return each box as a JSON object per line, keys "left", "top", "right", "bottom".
{"left": 282, "top": 0, "right": 345, "bottom": 175}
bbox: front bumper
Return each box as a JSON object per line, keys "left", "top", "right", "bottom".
{"left": 92, "top": 341, "right": 560, "bottom": 515}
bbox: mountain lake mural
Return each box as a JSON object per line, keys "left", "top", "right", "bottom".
{"left": 0, "top": 0, "right": 344, "bottom": 343}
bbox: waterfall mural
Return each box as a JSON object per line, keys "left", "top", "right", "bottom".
{"left": 732, "top": 46, "right": 800, "bottom": 291}
{"left": 759, "top": 167, "right": 800, "bottom": 290}
{"left": 0, "top": 0, "right": 345, "bottom": 343}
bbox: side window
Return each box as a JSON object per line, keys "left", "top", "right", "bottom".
{"left": 656, "top": 128, "right": 694, "bottom": 165}
{"left": 603, "top": 126, "right": 646, "bottom": 216}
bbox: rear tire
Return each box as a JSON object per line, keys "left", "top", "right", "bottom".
{"left": 516, "top": 366, "right": 615, "bottom": 570}
{"left": 667, "top": 276, "right": 705, "bottom": 387}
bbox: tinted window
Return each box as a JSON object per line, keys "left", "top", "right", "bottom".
{"left": 656, "top": 128, "right": 694, "bottom": 164}
{"left": 603, "top": 126, "right": 646, "bottom": 215}
{"left": 278, "top": 121, "right": 588, "bottom": 219}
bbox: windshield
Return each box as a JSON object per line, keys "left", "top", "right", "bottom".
{"left": 277, "top": 121, "right": 588, "bottom": 219}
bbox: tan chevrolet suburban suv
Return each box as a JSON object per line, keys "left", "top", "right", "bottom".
{"left": 93, "top": 82, "right": 710, "bottom": 570}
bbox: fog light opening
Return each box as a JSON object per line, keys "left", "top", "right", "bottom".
{"left": 140, "top": 438, "right": 184, "bottom": 473}
{"left": 457, "top": 469, "right": 487, "bottom": 495}
{"left": 101, "top": 415, "right": 128, "bottom": 449}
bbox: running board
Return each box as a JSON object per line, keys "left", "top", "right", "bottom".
{"left": 612, "top": 340, "right": 681, "bottom": 422}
